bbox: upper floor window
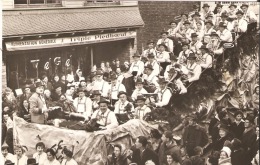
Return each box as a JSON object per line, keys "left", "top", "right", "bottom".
{"left": 14, "top": 0, "right": 61, "bottom": 5}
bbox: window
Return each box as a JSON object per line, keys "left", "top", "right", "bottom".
{"left": 14, "top": 0, "right": 61, "bottom": 5}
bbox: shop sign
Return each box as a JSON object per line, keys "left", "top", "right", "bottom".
{"left": 5, "top": 31, "right": 136, "bottom": 51}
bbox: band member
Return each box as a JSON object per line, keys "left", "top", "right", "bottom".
{"left": 191, "top": 12, "right": 204, "bottom": 31}
{"left": 150, "top": 77, "right": 172, "bottom": 108}
{"left": 217, "top": 22, "right": 233, "bottom": 42}
{"left": 233, "top": 10, "right": 248, "bottom": 33}
{"left": 134, "top": 95, "right": 151, "bottom": 120}
{"left": 177, "top": 42, "right": 191, "bottom": 66}
{"left": 92, "top": 70, "right": 110, "bottom": 98}
{"left": 129, "top": 53, "right": 145, "bottom": 77}
{"left": 215, "top": 3, "right": 226, "bottom": 28}
{"left": 131, "top": 78, "right": 148, "bottom": 101}
{"left": 156, "top": 44, "right": 171, "bottom": 63}
{"left": 177, "top": 13, "right": 189, "bottom": 30}
{"left": 195, "top": 21, "right": 205, "bottom": 42}
{"left": 145, "top": 53, "right": 160, "bottom": 76}
{"left": 188, "top": 4, "right": 200, "bottom": 21}
{"left": 183, "top": 21, "right": 195, "bottom": 42}
{"left": 240, "top": 3, "right": 257, "bottom": 31}
{"left": 167, "top": 21, "right": 178, "bottom": 37}
{"left": 167, "top": 68, "right": 187, "bottom": 94}
{"left": 108, "top": 74, "right": 126, "bottom": 104}
{"left": 91, "top": 99, "right": 118, "bottom": 130}
{"left": 200, "top": 3, "right": 214, "bottom": 21}
{"left": 142, "top": 40, "right": 157, "bottom": 60}
{"left": 207, "top": 32, "right": 223, "bottom": 55}
{"left": 114, "top": 91, "right": 134, "bottom": 114}
{"left": 227, "top": 3, "right": 238, "bottom": 20}
{"left": 197, "top": 45, "right": 213, "bottom": 69}
{"left": 205, "top": 14, "right": 216, "bottom": 26}
{"left": 164, "top": 55, "right": 178, "bottom": 79}
{"left": 91, "top": 90, "right": 102, "bottom": 111}
{"left": 183, "top": 53, "right": 202, "bottom": 83}
{"left": 190, "top": 33, "right": 203, "bottom": 55}
{"left": 142, "top": 64, "right": 159, "bottom": 93}
{"left": 219, "top": 13, "right": 234, "bottom": 32}
{"left": 156, "top": 31, "right": 174, "bottom": 53}
{"left": 204, "top": 20, "right": 216, "bottom": 44}
{"left": 29, "top": 81, "right": 49, "bottom": 124}
{"left": 73, "top": 88, "right": 93, "bottom": 120}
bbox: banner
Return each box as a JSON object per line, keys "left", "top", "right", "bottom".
{"left": 5, "top": 31, "right": 136, "bottom": 51}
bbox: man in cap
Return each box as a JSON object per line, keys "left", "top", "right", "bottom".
{"left": 188, "top": 4, "right": 200, "bottom": 21}
{"left": 142, "top": 40, "right": 157, "bottom": 59}
{"left": 134, "top": 95, "right": 151, "bottom": 120}
{"left": 20, "top": 84, "right": 32, "bottom": 104}
{"left": 191, "top": 12, "right": 204, "bottom": 31}
{"left": 177, "top": 42, "right": 191, "bottom": 66}
{"left": 142, "top": 64, "right": 159, "bottom": 93}
{"left": 145, "top": 53, "right": 160, "bottom": 76}
{"left": 156, "top": 44, "right": 171, "bottom": 63}
{"left": 92, "top": 70, "right": 110, "bottom": 98}
{"left": 158, "top": 131, "right": 182, "bottom": 165}
{"left": 227, "top": 3, "right": 238, "bottom": 20}
{"left": 108, "top": 73, "right": 126, "bottom": 104}
{"left": 131, "top": 78, "right": 148, "bottom": 101}
{"left": 217, "top": 22, "right": 233, "bottom": 42}
{"left": 240, "top": 3, "right": 257, "bottom": 31}
{"left": 29, "top": 81, "right": 49, "bottom": 124}
{"left": 91, "top": 98, "right": 118, "bottom": 130}
{"left": 241, "top": 114, "right": 257, "bottom": 165}
{"left": 167, "top": 68, "right": 187, "bottom": 94}
{"left": 190, "top": 33, "right": 203, "bottom": 54}
{"left": 91, "top": 90, "right": 102, "bottom": 111}
{"left": 200, "top": 3, "right": 214, "bottom": 21}
{"left": 205, "top": 14, "right": 216, "bottom": 26}
{"left": 156, "top": 31, "right": 174, "bottom": 53}
{"left": 197, "top": 45, "right": 213, "bottom": 69}
{"left": 150, "top": 77, "right": 172, "bottom": 108}
{"left": 183, "top": 114, "right": 208, "bottom": 157}
{"left": 219, "top": 12, "right": 233, "bottom": 31}
{"left": 114, "top": 91, "right": 134, "bottom": 115}
{"left": 215, "top": 3, "right": 226, "bottom": 27}
{"left": 177, "top": 13, "right": 189, "bottom": 29}
{"left": 167, "top": 21, "right": 178, "bottom": 37}
{"left": 204, "top": 20, "right": 216, "bottom": 44}
{"left": 207, "top": 32, "right": 223, "bottom": 55}
{"left": 183, "top": 21, "right": 195, "bottom": 42}
{"left": 183, "top": 53, "right": 202, "bottom": 83}
{"left": 73, "top": 88, "right": 93, "bottom": 121}
{"left": 129, "top": 52, "right": 145, "bottom": 77}
{"left": 233, "top": 10, "right": 248, "bottom": 33}
{"left": 164, "top": 55, "right": 178, "bottom": 79}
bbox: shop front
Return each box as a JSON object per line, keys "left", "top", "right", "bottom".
{"left": 2, "top": 6, "right": 144, "bottom": 89}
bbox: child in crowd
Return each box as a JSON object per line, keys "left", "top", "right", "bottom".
{"left": 33, "top": 142, "right": 47, "bottom": 165}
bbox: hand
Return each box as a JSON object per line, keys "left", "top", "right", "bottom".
{"left": 126, "top": 149, "right": 133, "bottom": 157}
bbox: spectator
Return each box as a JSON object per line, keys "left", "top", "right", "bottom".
{"left": 44, "top": 148, "right": 60, "bottom": 165}
{"left": 13, "top": 145, "right": 28, "bottom": 165}
{"left": 61, "top": 148, "right": 78, "bottom": 165}
{"left": 230, "top": 138, "right": 246, "bottom": 165}
{"left": 190, "top": 146, "right": 205, "bottom": 165}
{"left": 148, "top": 129, "right": 162, "bottom": 154}
{"left": 17, "top": 99, "right": 30, "bottom": 122}
{"left": 1, "top": 143, "right": 15, "bottom": 163}
{"left": 107, "top": 144, "right": 127, "bottom": 165}
{"left": 33, "top": 142, "right": 47, "bottom": 165}
{"left": 166, "top": 153, "right": 180, "bottom": 165}
{"left": 218, "top": 146, "right": 232, "bottom": 165}
{"left": 230, "top": 110, "right": 245, "bottom": 140}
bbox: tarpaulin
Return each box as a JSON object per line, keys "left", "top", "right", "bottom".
{"left": 13, "top": 117, "right": 157, "bottom": 165}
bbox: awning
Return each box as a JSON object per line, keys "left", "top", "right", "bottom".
{"left": 3, "top": 6, "right": 144, "bottom": 37}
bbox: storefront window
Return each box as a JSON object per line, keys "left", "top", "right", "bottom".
{"left": 14, "top": 0, "right": 61, "bottom": 5}
{"left": 30, "top": 0, "right": 44, "bottom": 4}
{"left": 14, "top": 0, "right": 27, "bottom": 4}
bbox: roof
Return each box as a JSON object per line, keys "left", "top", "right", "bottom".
{"left": 3, "top": 6, "right": 144, "bottom": 37}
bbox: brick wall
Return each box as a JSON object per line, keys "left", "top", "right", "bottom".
{"left": 137, "top": 1, "right": 199, "bottom": 53}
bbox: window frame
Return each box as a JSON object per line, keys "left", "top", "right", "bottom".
{"left": 14, "top": 0, "right": 62, "bottom": 7}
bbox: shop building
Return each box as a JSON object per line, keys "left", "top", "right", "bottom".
{"left": 2, "top": 0, "right": 144, "bottom": 89}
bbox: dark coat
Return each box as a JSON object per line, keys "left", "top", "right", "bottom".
{"left": 107, "top": 153, "right": 127, "bottom": 165}
{"left": 17, "top": 105, "right": 30, "bottom": 121}
{"left": 158, "top": 141, "right": 182, "bottom": 165}
{"left": 190, "top": 155, "right": 205, "bottom": 165}
{"left": 241, "top": 127, "right": 257, "bottom": 164}
{"left": 183, "top": 125, "right": 209, "bottom": 148}
{"left": 130, "top": 148, "right": 159, "bottom": 165}
{"left": 230, "top": 121, "right": 245, "bottom": 140}
{"left": 231, "top": 148, "right": 246, "bottom": 165}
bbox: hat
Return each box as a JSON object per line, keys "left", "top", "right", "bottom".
{"left": 202, "top": 3, "right": 210, "bottom": 8}
{"left": 145, "top": 64, "right": 154, "bottom": 71}
{"left": 157, "top": 77, "right": 168, "bottom": 84}
{"left": 169, "top": 21, "right": 178, "bottom": 25}
{"left": 160, "top": 31, "right": 169, "bottom": 35}
{"left": 205, "top": 20, "right": 214, "bottom": 26}
{"left": 183, "top": 21, "right": 191, "bottom": 25}
{"left": 98, "top": 98, "right": 110, "bottom": 105}
{"left": 92, "top": 90, "right": 101, "bottom": 96}
{"left": 221, "top": 12, "right": 228, "bottom": 18}
{"left": 110, "top": 74, "right": 117, "bottom": 80}
{"left": 219, "top": 124, "right": 229, "bottom": 133}
{"left": 4, "top": 160, "right": 14, "bottom": 165}
{"left": 158, "top": 43, "right": 168, "bottom": 49}
{"left": 191, "top": 33, "right": 198, "bottom": 38}
{"left": 132, "top": 52, "right": 141, "bottom": 58}
{"left": 117, "top": 91, "right": 127, "bottom": 98}
{"left": 245, "top": 114, "right": 255, "bottom": 124}
{"left": 210, "top": 32, "right": 219, "bottom": 37}
{"left": 135, "top": 78, "right": 144, "bottom": 85}
{"left": 147, "top": 40, "right": 155, "bottom": 45}
{"left": 216, "top": 3, "right": 223, "bottom": 8}
{"left": 236, "top": 10, "right": 244, "bottom": 15}
{"left": 234, "top": 110, "right": 243, "bottom": 117}
{"left": 23, "top": 84, "right": 31, "bottom": 90}
{"left": 35, "top": 81, "right": 44, "bottom": 88}
{"left": 187, "top": 53, "right": 197, "bottom": 59}
{"left": 95, "top": 70, "right": 103, "bottom": 76}
{"left": 221, "top": 146, "right": 231, "bottom": 157}
{"left": 240, "top": 3, "right": 249, "bottom": 8}
{"left": 181, "top": 13, "right": 188, "bottom": 18}
{"left": 218, "top": 22, "right": 227, "bottom": 27}
{"left": 53, "top": 84, "right": 62, "bottom": 90}
{"left": 136, "top": 95, "right": 146, "bottom": 102}
{"left": 199, "top": 45, "right": 209, "bottom": 51}
{"left": 147, "top": 53, "right": 155, "bottom": 58}
{"left": 229, "top": 3, "right": 237, "bottom": 8}
{"left": 27, "top": 158, "right": 37, "bottom": 165}
{"left": 192, "top": 12, "right": 201, "bottom": 17}
{"left": 206, "top": 14, "right": 214, "bottom": 19}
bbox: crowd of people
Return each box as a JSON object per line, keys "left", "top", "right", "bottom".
{"left": 1, "top": 2, "right": 259, "bottom": 165}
